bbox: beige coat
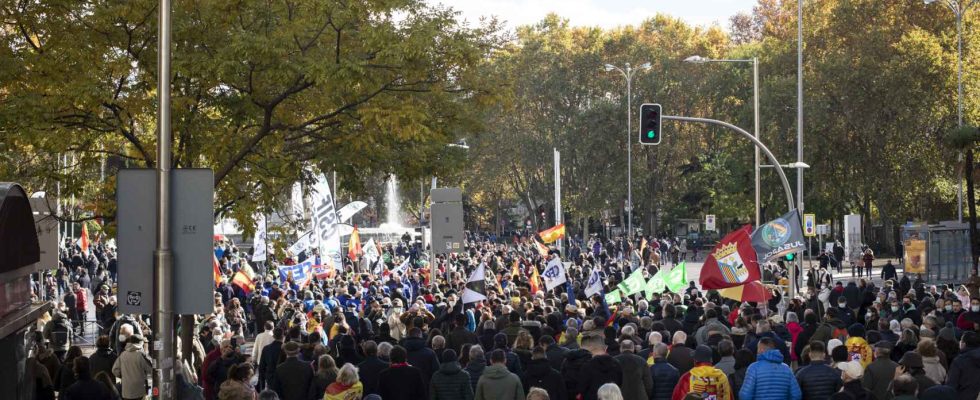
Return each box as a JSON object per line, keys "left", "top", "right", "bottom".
{"left": 112, "top": 342, "right": 153, "bottom": 399}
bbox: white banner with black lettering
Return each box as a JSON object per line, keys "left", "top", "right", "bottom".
{"left": 311, "top": 174, "right": 342, "bottom": 267}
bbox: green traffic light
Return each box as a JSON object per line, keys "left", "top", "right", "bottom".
{"left": 785, "top": 253, "right": 795, "bottom": 261}
{"left": 647, "top": 130, "right": 656, "bottom": 138}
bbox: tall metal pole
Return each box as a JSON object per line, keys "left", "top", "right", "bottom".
{"left": 154, "top": 0, "right": 175, "bottom": 397}
{"left": 554, "top": 148, "right": 562, "bottom": 254}
{"left": 958, "top": 10, "right": 965, "bottom": 222}
{"left": 626, "top": 65, "right": 633, "bottom": 242}
{"left": 753, "top": 58, "right": 761, "bottom": 228}
{"left": 796, "top": 0, "right": 805, "bottom": 298}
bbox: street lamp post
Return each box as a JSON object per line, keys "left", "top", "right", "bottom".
{"left": 684, "top": 56, "right": 761, "bottom": 228}
{"left": 604, "top": 62, "right": 651, "bottom": 241}
{"left": 926, "top": 0, "right": 975, "bottom": 222}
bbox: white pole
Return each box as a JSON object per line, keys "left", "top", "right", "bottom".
{"left": 554, "top": 148, "right": 562, "bottom": 254}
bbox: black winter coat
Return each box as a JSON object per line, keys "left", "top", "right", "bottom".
{"left": 561, "top": 349, "right": 592, "bottom": 400}
{"left": 795, "top": 360, "right": 842, "bottom": 400}
{"left": 88, "top": 348, "right": 117, "bottom": 382}
{"left": 575, "top": 354, "right": 623, "bottom": 400}
{"left": 271, "top": 357, "right": 314, "bottom": 400}
{"left": 545, "top": 344, "right": 568, "bottom": 371}
{"left": 650, "top": 358, "right": 680, "bottom": 400}
{"left": 401, "top": 336, "right": 440, "bottom": 387}
{"left": 429, "top": 361, "right": 474, "bottom": 400}
{"left": 356, "top": 356, "right": 389, "bottom": 396}
{"left": 522, "top": 358, "right": 567, "bottom": 400}
{"left": 377, "top": 364, "right": 427, "bottom": 400}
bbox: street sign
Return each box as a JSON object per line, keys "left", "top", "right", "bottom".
{"left": 705, "top": 214, "right": 716, "bottom": 232}
{"left": 816, "top": 224, "right": 830, "bottom": 236}
{"left": 117, "top": 169, "right": 215, "bottom": 315}
{"left": 803, "top": 214, "right": 816, "bottom": 237}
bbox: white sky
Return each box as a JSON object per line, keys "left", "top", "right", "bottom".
{"left": 426, "top": 0, "right": 758, "bottom": 30}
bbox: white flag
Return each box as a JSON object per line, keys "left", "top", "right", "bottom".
{"left": 251, "top": 213, "right": 268, "bottom": 262}
{"left": 290, "top": 182, "right": 304, "bottom": 220}
{"left": 542, "top": 257, "right": 568, "bottom": 291}
{"left": 584, "top": 269, "right": 603, "bottom": 298}
{"left": 363, "top": 238, "right": 380, "bottom": 263}
{"left": 288, "top": 230, "right": 314, "bottom": 256}
{"left": 311, "top": 174, "right": 342, "bottom": 266}
{"left": 462, "top": 263, "right": 487, "bottom": 304}
{"left": 337, "top": 201, "right": 368, "bottom": 223}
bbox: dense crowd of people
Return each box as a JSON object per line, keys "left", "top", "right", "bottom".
{"left": 27, "top": 231, "right": 980, "bottom": 400}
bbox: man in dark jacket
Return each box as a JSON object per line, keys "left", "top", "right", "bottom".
{"left": 401, "top": 327, "right": 440, "bottom": 388}
{"left": 62, "top": 356, "right": 112, "bottom": 400}
{"left": 613, "top": 340, "right": 652, "bottom": 400}
{"left": 357, "top": 341, "right": 389, "bottom": 396}
{"left": 661, "top": 306, "right": 684, "bottom": 337}
{"left": 87, "top": 335, "right": 117, "bottom": 382}
{"left": 649, "top": 343, "right": 679, "bottom": 400}
{"left": 561, "top": 347, "right": 592, "bottom": 400}
{"left": 881, "top": 261, "right": 897, "bottom": 282}
{"left": 575, "top": 334, "right": 623, "bottom": 400}
{"left": 667, "top": 331, "right": 696, "bottom": 375}
{"left": 947, "top": 331, "right": 980, "bottom": 400}
{"left": 522, "top": 346, "right": 567, "bottom": 400}
{"left": 492, "top": 332, "right": 523, "bottom": 378}
{"left": 271, "top": 341, "right": 313, "bottom": 400}
{"left": 207, "top": 337, "right": 247, "bottom": 399}
{"left": 862, "top": 341, "right": 898, "bottom": 400}
{"left": 430, "top": 350, "right": 474, "bottom": 400}
{"left": 447, "top": 314, "right": 477, "bottom": 354}
{"left": 795, "top": 341, "right": 841, "bottom": 400}
{"left": 257, "top": 328, "right": 283, "bottom": 391}
{"left": 378, "top": 345, "right": 427, "bottom": 400}
{"left": 541, "top": 335, "right": 567, "bottom": 371}
{"left": 464, "top": 345, "right": 487, "bottom": 391}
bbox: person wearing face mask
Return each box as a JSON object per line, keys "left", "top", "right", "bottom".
{"left": 943, "top": 299, "right": 964, "bottom": 325}
{"left": 956, "top": 298, "right": 980, "bottom": 331}
{"left": 946, "top": 331, "right": 980, "bottom": 400}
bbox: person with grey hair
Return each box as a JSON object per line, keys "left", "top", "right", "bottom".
{"left": 597, "top": 383, "right": 624, "bottom": 400}
{"left": 650, "top": 343, "right": 679, "bottom": 400}
{"left": 464, "top": 345, "right": 487, "bottom": 391}
{"left": 358, "top": 340, "right": 389, "bottom": 396}
{"left": 324, "top": 363, "right": 363, "bottom": 399}
{"left": 614, "top": 339, "right": 652, "bottom": 400}
{"left": 667, "top": 331, "right": 695, "bottom": 374}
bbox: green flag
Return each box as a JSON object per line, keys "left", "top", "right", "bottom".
{"left": 617, "top": 267, "right": 646, "bottom": 296}
{"left": 604, "top": 289, "right": 623, "bottom": 305}
{"left": 664, "top": 261, "right": 688, "bottom": 293}
{"left": 645, "top": 270, "right": 666, "bottom": 300}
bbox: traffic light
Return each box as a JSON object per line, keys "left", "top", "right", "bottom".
{"left": 784, "top": 253, "right": 795, "bottom": 261}
{"left": 639, "top": 103, "right": 662, "bottom": 145}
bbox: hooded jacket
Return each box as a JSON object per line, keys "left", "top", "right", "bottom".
{"left": 430, "top": 361, "right": 474, "bottom": 400}
{"left": 947, "top": 347, "right": 980, "bottom": 400}
{"left": 112, "top": 342, "right": 153, "bottom": 399}
{"left": 522, "top": 358, "right": 567, "bottom": 400}
{"left": 794, "top": 359, "right": 842, "bottom": 400}
{"left": 401, "top": 336, "right": 440, "bottom": 386}
{"left": 474, "top": 364, "right": 523, "bottom": 400}
{"left": 561, "top": 348, "right": 592, "bottom": 400}
{"left": 576, "top": 354, "right": 624, "bottom": 400}
{"left": 739, "top": 349, "right": 801, "bottom": 400}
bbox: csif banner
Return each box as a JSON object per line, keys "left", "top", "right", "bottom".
{"left": 311, "top": 174, "right": 342, "bottom": 267}
{"left": 751, "top": 209, "right": 806, "bottom": 262}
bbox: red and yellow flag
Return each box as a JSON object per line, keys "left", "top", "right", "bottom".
{"left": 538, "top": 224, "right": 566, "bottom": 244}
{"left": 212, "top": 255, "right": 222, "bottom": 287}
{"left": 511, "top": 259, "right": 520, "bottom": 278}
{"left": 231, "top": 271, "right": 255, "bottom": 293}
{"left": 529, "top": 266, "right": 542, "bottom": 294}
{"left": 535, "top": 241, "right": 550, "bottom": 257}
{"left": 348, "top": 225, "right": 361, "bottom": 261}
{"left": 79, "top": 223, "right": 90, "bottom": 255}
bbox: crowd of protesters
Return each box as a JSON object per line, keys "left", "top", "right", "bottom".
{"left": 27, "top": 230, "right": 980, "bottom": 400}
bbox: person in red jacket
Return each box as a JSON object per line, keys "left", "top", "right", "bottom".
{"left": 72, "top": 282, "right": 88, "bottom": 335}
{"left": 672, "top": 345, "right": 733, "bottom": 400}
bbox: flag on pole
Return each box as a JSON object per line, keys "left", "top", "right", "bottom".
{"left": 80, "top": 222, "right": 90, "bottom": 255}
{"left": 231, "top": 271, "right": 255, "bottom": 293}
{"left": 751, "top": 210, "right": 806, "bottom": 262}
{"left": 348, "top": 225, "right": 361, "bottom": 261}
{"left": 664, "top": 261, "right": 689, "bottom": 293}
{"left": 363, "top": 238, "right": 380, "bottom": 263}
{"left": 617, "top": 267, "right": 646, "bottom": 296}
{"left": 585, "top": 269, "right": 604, "bottom": 298}
{"left": 535, "top": 241, "right": 550, "bottom": 257}
{"left": 252, "top": 213, "right": 268, "bottom": 262}
{"left": 699, "top": 225, "right": 761, "bottom": 290}
{"left": 542, "top": 257, "right": 567, "bottom": 290}
{"left": 462, "top": 263, "right": 487, "bottom": 304}
{"left": 645, "top": 269, "right": 666, "bottom": 300}
{"left": 538, "top": 224, "right": 566, "bottom": 244}
{"left": 213, "top": 254, "right": 222, "bottom": 288}
{"left": 511, "top": 259, "right": 520, "bottom": 279}
{"left": 640, "top": 237, "right": 648, "bottom": 256}
{"left": 529, "top": 266, "right": 542, "bottom": 295}
{"left": 604, "top": 289, "right": 622, "bottom": 305}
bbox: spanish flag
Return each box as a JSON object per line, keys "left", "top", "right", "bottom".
{"left": 535, "top": 241, "right": 550, "bottom": 257}
{"left": 538, "top": 223, "right": 566, "bottom": 244}
{"left": 213, "top": 255, "right": 222, "bottom": 287}
{"left": 511, "top": 259, "right": 520, "bottom": 278}
{"left": 231, "top": 271, "right": 255, "bottom": 293}
{"left": 79, "top": 223, "right": 90, "bottom": 255}
{"left": 529, "top": 266, "right": 542, "bottom": 294}
{"left": 348, "top": 225, "right": 361, "bottom": 261}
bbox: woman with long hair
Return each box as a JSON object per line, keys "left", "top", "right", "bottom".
{"left": 513, "top": 330, "right": 535, "bottom": 368}
{"left": 308, "top": 355, "right": 339, "bottom": 400}
{"left": 892, "top": 328, "right": 918, "bottom": 362}
{"left": 55, "top": 345, "right": 83, "bottom": 392}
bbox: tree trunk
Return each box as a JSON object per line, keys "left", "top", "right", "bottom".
{"left": 581, "top": 217, "right": 589, "bottom": 243}
{"left": 967, "top": 149, "right": 978, "bottom": 275}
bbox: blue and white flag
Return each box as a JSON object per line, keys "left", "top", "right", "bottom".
{"left": 542, "top": 257, "right": 567, "bottom": 291}
{"left": 584, "top": 268, "right": 604, "bottom": 298}
{"left": 280, "top": 259, "right": 314, "bottom": 286}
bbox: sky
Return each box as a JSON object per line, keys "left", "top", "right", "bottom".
{"left": 425, "top": 0, "right": 759, "bottom": 31}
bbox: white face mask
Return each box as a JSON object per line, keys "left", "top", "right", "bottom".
{"left": 972, "top": 305, "right": 980, "bottom": 313}
{"left": 119, "top": 335, "right": 128, "bottom": 343}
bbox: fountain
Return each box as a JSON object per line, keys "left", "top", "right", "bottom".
{"left": 375, "top": 176, "right": 412, "bottom": 241}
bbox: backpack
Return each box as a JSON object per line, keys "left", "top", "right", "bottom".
{"left": 50, "top": 319, "right": 70, "bottom": 348}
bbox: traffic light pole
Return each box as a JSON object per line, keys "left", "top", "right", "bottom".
{"left": 154, "top": 0, "right": 176, "bottom": 397}
{"left": 662, "top": 115, "right": 798, "bottom": 298}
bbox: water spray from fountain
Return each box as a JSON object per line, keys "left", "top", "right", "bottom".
{"left": 379, "top": 175, "right": 403, "bottom": 231}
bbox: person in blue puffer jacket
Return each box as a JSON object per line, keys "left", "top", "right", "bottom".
{"left": 739, "top": 337, "right": 802, "bottom": 400}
